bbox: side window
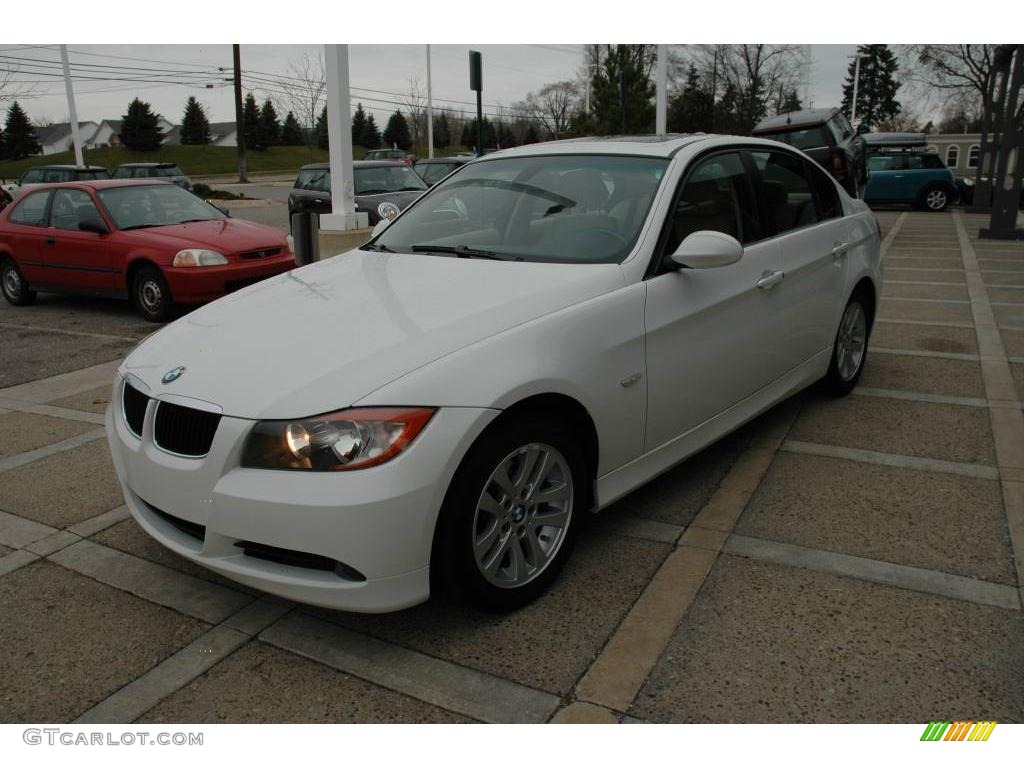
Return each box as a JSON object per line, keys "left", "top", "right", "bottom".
{"left": 50, "top": 189, "right": 102, "bottom": 231}
{"left": 42, "top": 169, "right": 65, "bottom": 183}
{"left": 805, "top": 160, "right": 841, "bottom": 220}
{"left": 21, "top": 169, "right": 44, "bottom": 184}
{"left": 923, "top": 154, "right": 946, "bottom": 170}
{"left": 750, "top": 150, "right": 819, "bottom": 236}
{"left": 664, "top": 151, "right": 760, "bottom": 255}
{"left": 8, "top": 190, "right": 52, "bottom": 226}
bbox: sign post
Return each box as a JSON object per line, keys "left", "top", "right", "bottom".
{"left": 469, "top": 50, "right": 483, "bottom": 156}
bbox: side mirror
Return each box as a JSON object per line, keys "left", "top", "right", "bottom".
{"left": 78, "top": 218, "right": 109, "bottom": 235}
{"left": 670, "top": 231, "right": 743, "bottom": 269}
{"left": 212, "top": 203, "right": 230, "bottom": 217}
{"left": 371, "top": 218, "right": 391, "bottom": 237}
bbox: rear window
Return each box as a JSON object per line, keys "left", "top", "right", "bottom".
{"left": 151, "top": 165, "right": 183, "bottom": 178}
{"left": 759, "top": 126, "right": 831, "bottom": 150}
{"left": 294, "top": 168, "right": 329, "bottom": 192}
{"left": 76, "top": 169, "right": 108, "bottom": 180}
{"left": 110, "top": 167, "right": 132, "bottom": 179}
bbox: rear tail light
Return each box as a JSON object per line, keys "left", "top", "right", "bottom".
{"left": 832, "top": 150, "right": 848, "bottom": 178}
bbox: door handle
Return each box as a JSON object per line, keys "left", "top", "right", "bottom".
{"left": 45, "top": 237, "right": 56, "bottom": 245}
{"left": 756, "top": 270, "right": 785, "bottom": 290}
{"left": 832, "top": 242, "right": 849, "bottom": 258}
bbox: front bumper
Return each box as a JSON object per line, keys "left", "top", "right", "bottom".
{"left": 164, "top": 253, "right": 296, "bottom": 303}
{"left": 105, "top": 374, "right": 497, "bottom": 612}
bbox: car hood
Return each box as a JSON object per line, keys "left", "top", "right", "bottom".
{"left": 119, "top": 218, "right": 285, "bottom": 253}
{"left": 123, "top": 250, "right": 625, "bottom": 418}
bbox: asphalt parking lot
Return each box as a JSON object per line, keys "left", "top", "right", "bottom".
{"left": 1, "top": 210, "right": 1022, "bottom": 724}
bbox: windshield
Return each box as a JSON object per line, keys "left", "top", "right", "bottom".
{"left": 151, "top": 165, "right": 183, "bottom": 177}
{"left": 372, "top": 154, "right": 668, "bottom": 264}
{"left": 98, "top": 184, "right": 226, "bottom": 229}
{"left": 354, "top": 165, "right": 426, "bottom": 194}
{"left": 760, "top": 126, "right": 831, "bottom": 150}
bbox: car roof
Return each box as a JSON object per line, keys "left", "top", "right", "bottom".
{"left": 24, "top": 164, "right": 108, "bottom": 171}
{"left": 20, "top": 179, "right": 176, "bottom": 192}
{"left": 752, "top": 108, "right": 839, "bottom": 133}
{"left": 469, "top": 134, "right": 730, "bottom": 159}
{"left": 299, "top": 161, "right": 411, "bottom": 171}
{"left": 115, "top": 162, "right": 178, "bottom": 168}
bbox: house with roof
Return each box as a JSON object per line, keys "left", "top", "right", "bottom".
{"left": 34, "top": 121, "right": 100, "bottom": 155}
{"left": 208, "top": 121, "right": 238, "bottom": 147}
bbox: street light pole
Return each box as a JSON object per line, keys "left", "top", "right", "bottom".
{"left": 59, "top": 45, "right": 84, "bottom": 167}
{"left": 656, "top": 44, "right": 667, "bottom": 135}
{"left": 849, "top": 52, "right": 866, "bottom": 128}
{"left": 426, "top": 45, "right": 434, "bottom": 158}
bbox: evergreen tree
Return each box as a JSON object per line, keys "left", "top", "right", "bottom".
{"left": 776, "top": 88, "right": 803, "bottom": 114}
{"left": 668, "top": 65, "right": 714, "bottom": 133}
{"left": 590, "top": 45, "right": 655, "bottom": 135}
{"left": 362, "top": 114, "right": 381, "bottom": 148}
{"left": 432, "top": 112, "right": 450, "bottom": 149}
{"left": 1, "top": 101, "right": 41, "bottom": 159}
{"left": 259, "top": 99, "right": 281, "bottom": 147}
{"left": 460, "top": 117, "right": 496, "bottom": 151}
{"left": 242, "top": 93, "right": 264, "bottom": 150}
{"left": 523, "top": 123, "right": 541, "bottom": 145}
{"left": 120, "top": 98, "right": 163, "bottom": 151}
{"left": 382, "top": 110, "right": 412, "bottom": 150}
{"left": 712, "top": 81, "right": 742, "bottom": 135}
{"left": 314, "top": 106, "right": 329, "bottom": 150}
{"left": 495, "top": 121, "right": 516, "bottom": 148}
{"left": 180, "top": 96, "right": 211, "bottom": 145}
{"left": 351, "top": 103, "right": 369, "bottom": 147}
{"left": 281, "top": 111, "right": 304, "bottom": 145}
{"left": 841, "top": 44, "right": 901, "bottom": 130}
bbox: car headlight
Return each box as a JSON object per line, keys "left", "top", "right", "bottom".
{"left": 377, "top": 201, "right": 401, "bottom": 221}
{"left": 241, "top": 407, "right": 435, "bottom": 471}
{"left": 173, "top": 249, "right": 228, "bottom": 267}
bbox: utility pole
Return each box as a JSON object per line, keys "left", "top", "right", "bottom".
{"left": 849, "top": 51, "right": 866, "bottom": 128}
{"left": 59, "top": 45, "right": 84, "bottom": 167}
{"left": 619, "top": 48, "right": 626, "bottom": 135}
{"left": 469, "top": 50, "right": 483, "bottom": 156}
{"left": 426, "top": 45, "right": 434, "bottom": 159}
{"left": 233, "top": 44, "right": 247, "bottom": 183}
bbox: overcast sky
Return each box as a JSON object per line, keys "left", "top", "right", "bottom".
{"left": 2, "top": 44, "right": 860, "bottom": 127}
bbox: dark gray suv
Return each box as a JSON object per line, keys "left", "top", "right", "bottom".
{"left": 752, "top": 107, "right": 866, "bottom": 196}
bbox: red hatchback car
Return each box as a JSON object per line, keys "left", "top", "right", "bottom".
{"left": 0, "top": 179, "right": 295, "bottom": 321}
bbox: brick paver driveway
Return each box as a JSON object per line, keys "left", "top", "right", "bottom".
{"left": 1, "top": 211, "right": 1022, "bottom": 724}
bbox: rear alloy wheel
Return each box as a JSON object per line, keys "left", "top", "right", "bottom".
{"left": 437, "top": 418, "right": 584, "bottom": 611}
{"left": 922, "top": 186, "right": 949, "bottom": 212}
{"left": 820, "top": 296, "right": 869, "bottom": 396}
{"left": 132, "top": 266, "right": 174, "bottom": 322}
{"left": 1, "top": 257, "right": 37, "bottom": 306}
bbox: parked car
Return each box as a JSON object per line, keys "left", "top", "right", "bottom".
{"left": 0, "top": 179, "right": 294, "bottom": 321}
{"left": 364, "top": 148, "right": 415, "bottom": 165}
{"left": 752, "top": 107, "right": 866, "bottom": 197}
{"left": 110, "top": 162, "right": 192, "bottom": 190}
{"left": 3, "top": 164, "right": 109, "bottom": 199}
{"left": 861, "top": 134, "right": 957, "bottom": 212}
{"left": 414, "top": 156, "right": 470, "bottom": 187}
{"left": 106, "top": 135, "right": 879, "bottom": 613}
{"left": 287, "top": 161, "right": 428, "bottom": 227}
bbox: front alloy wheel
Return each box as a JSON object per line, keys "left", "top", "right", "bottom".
{"left": 472, "top": 443, "right": 574, "bottom": 590}
{"left": 436, "top": 417, "right": 584, "bottom": 611}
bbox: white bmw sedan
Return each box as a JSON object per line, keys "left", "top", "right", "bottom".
{"left": 106, "top": 135, "right": 880, "bottom": 613}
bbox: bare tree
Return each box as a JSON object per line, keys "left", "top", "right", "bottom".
{"left": 0, "top": 63, "right": 38, "bottom": 106}
{"left": 698, "top": 44, "right": 803, "bottom": 133}
{"left": 401, "top": 77, "right": 427, "bottom": 151}
{"left": 523, "top": 81, "right": 581, "bottom": 140}
{"left": 283, "top": 51, "right": 326, "bottom": 148}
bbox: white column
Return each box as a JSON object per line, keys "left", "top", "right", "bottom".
{"left": 59, "top": 45, "right": 84, "bottom": 167}
{"left": 321, "top": 44, "right": 368, "bottom": 231}
{"left": 656, "top": 44, "right": 667, "bottom": 135}
{"left": 426, "top": 45, "right": 434, "bottom": 159}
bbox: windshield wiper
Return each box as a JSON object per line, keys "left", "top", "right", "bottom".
{"left": 400, "top": 186, "right": 426, "bottom": 191}
{"left": 176, "top": 218, "right": 216, "bottom": 224}
{"left": 357, "top": 189, "right": 387, "bottom": 195}
{"left": 119, "top": 223, "right": 163, "bottom": 231}
{"left": 410, "top": 244, "right": 521, "bottom": 261}
{"left": 361, "top": 243, "right": 395, "bottom": 253}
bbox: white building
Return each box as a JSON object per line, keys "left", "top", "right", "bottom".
{"left": 925, "top": 133, "right": 983, "bottom": 180}
{"left": 34, "top": 121, "right": 99, "bottom": 155}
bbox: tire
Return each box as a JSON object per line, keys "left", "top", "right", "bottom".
{"left": 434, "top": 417, "right": 585, "bottom": 612}
{"left": 131, "top": 265, "right": 174, "bottom": 322}
{"left": 820, "top": 294, "right": 871, "bottom": 396}
{"left": 1, "top": 256, "right": 37, "bottom": 306}
{"left": 920, "top": 185, "right": 950, "bottom": 212}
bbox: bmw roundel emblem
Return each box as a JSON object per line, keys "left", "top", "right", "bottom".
{"left": 161, "top": 366, "right": 186, "bottom": 384}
